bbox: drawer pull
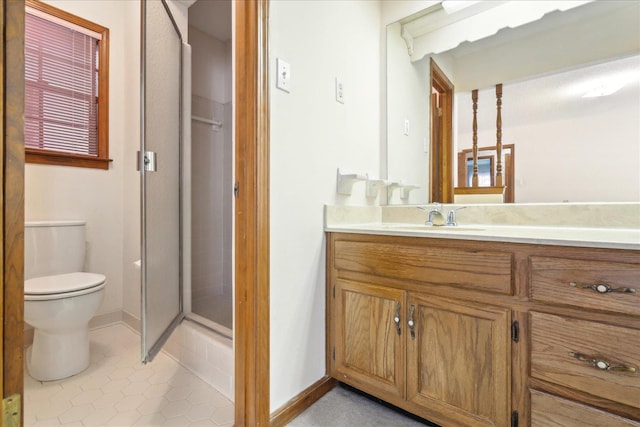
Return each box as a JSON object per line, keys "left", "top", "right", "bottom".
{"left": 569, "top": 351, "right": 637, "bottom": 373}
{"left": 569, "top": 282, "right": 636, "bottom": 295}
{"left": 393, "top": 302, "right": 401, "bottom": 336}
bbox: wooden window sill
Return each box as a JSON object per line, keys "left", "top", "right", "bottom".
{"left": 26, "top": 150, "right": 112, "bottom": 170}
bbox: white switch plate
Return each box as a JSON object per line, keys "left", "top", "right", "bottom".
{"left": 403, "top": 119, "right": 410, "bottom": 136}
{"left": 335, "top": 77, "right": 344, "bottom": 103}
{"left": 276, "top": 58, "right": 291, "bottom": 92}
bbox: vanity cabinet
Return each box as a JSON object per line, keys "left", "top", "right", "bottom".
{"left": 405, "top": 294, "right": 511, "bottom": 427}
{"left": 327, "top": 232, "right": 640, "bottom": 427}
{"left": 328, "top": 234, "right": 515, "bottom": 427}
{"left": 333, "top": 279, "right": 405, "bottom": 399}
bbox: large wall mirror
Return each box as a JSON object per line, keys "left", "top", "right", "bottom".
{"left": 386, "top": 0, "right": 640, "bottom": 205}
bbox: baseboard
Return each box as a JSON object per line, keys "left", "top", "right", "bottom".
{"left": 89, "top": 310, "right": 123, "bottom": 330}
{"left": 122, "top": 310, "right": 141, "bottom": 333}
{"left": 270, "top": 376, "right": 337, "bottom": 427}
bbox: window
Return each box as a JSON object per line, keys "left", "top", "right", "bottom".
{"left": 25, "top": 0, "right": 110, "bottom": 169}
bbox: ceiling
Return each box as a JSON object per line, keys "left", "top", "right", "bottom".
{"left": 188, "top": 0, "right": 231, "bottom": 42}
{"left": 456, "top": 53, "right": 640, "bottom": 134}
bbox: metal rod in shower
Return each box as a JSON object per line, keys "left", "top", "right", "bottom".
{"left": 192, "top": 115, "right": 222, "bottom": 128}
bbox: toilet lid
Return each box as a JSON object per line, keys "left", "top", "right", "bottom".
{"left": 25, "top": 272, "right": 106, "bottom": 295}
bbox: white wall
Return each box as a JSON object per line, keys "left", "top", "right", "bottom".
{"left": 269, "top": 0, "right": 382, "bottom": 411}
{"left": 386, "top": 22, "right": 430, "bottom": 204}
{"left": 25, "top": 0, "right": 141, "bottom": 318}
{"left": 456, "top": 61, "right": 640, "bottom": 203}
{"left": 122, "top": 0, "right": 142, "bottom": 322}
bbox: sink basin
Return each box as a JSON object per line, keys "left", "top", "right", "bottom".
{"left": 382, "top": 224, "right": 485, "bottom": 232}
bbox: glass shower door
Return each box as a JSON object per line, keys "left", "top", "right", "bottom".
{"left": 140, "top": 0, "right": 184, "bottom": 363}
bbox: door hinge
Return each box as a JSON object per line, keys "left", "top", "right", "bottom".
{"left": 2, "top": 394, "right": 21, "bottom": 427}
{"left": 332, "top": 347, "right": 335, "bottom": 360}
{"left": 233, "top": 182, "right": 239, "bottom": 198}
{"left": 511, "top": 320, "right": 520, "bottom": 343}
{"left": 511, "top": 410, "right": 519, "bottom": 427}
{"left": 333, "top": 286, "right": 335, "bottom": 299}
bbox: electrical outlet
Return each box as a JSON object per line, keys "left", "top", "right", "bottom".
{"left": 276, "top": 58, "right": 291, "bottom": 92}
{"left": 335, "top": 77, "right": 344, "bottom": 103}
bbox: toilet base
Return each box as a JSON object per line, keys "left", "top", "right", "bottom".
{"left": 27, "top": 326, "right": 90, "bottom": 381}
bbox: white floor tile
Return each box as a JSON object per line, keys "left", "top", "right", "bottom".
{"left": 24, "top": 323, "right": 233, "bottom": 426}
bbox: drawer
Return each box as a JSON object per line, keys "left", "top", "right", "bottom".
{"left": 530, "top": 312, "right": 640, "bottom": 409}
{"left": 531, "top": 390, "right": 640, "bottom": 427}
{"left": 334, "top": 240, "right": 513, "bottom": 294}
{"left": 530, "top": 256, "right": 639, "bottom": 316}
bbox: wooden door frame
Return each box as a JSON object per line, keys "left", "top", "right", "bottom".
{"left": 2, "top": 1, "right": 272, "bottom": 425}
{"left": 2, "top": 0, "right": 25, "bottom": 420}
{"left": 0, "top": 1, "right": 271, "bottom": 424}
{"left": 429, "top": 58, "right": 454, "bottom": 203}
{"left": 235, "top": 1, "right": 270, "bottom": 425}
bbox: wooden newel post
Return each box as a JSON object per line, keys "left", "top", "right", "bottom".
{"left": 495, "top": 83, "right": 503, "bottom": 187}
{"left": 471, "top": 89, "right": 478, "bottom": 187}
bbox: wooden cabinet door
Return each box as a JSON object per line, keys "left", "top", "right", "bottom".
{"left": 406, "top": 293, "right": 511, "bottom": 427}
{"left": 332, "top": 279, "right": 405, "bottom": 400}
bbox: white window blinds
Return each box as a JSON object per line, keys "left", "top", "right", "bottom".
{"left": 25, "top": 10, "right": 99, "bottom": 156}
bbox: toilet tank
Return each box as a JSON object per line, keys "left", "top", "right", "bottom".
{"left": 25, "top": 221, "right": 87, "bottom": 280}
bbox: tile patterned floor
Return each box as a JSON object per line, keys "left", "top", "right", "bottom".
{"left": 24, "top": 323, "right": 234, "bottom": 426}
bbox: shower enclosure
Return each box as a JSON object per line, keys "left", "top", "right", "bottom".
{"left": 188, "top": 92, "right": 233, "bottom": 338}
{"left": 141, "top": 0, "right": 233, "bottom": 376}
{"left": 183, "top": 0, "right": 234, "bottom": 339}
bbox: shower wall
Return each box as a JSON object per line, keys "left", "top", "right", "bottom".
{"left": 189, "top": 25, "right": 233, "bottom": 332}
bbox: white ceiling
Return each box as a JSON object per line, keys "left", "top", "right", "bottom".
{"left": 188, "top": 0, "right": 231, "bottom": 42}
{"left": 456, "top": 53, "right": 640, "bottom": 134}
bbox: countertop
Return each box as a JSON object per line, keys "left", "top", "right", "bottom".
{"left": 325, "top": 222, "right": 640, "bottom": 250}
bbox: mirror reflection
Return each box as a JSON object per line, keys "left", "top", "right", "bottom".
{"left": 386, "top": 1, "right": 640, "bottom": 205}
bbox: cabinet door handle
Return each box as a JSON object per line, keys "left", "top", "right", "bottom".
{"left": 570, "top": 282, "right": 636, "bottom": 295}
{"left": 393, "top": 302, "right": 401, "bottom": 336}
{"left": 407, "top": 305, "right": 416, "bottom": 340}
{"left": 569, "top": 351, "right": 637, "bottom": 373}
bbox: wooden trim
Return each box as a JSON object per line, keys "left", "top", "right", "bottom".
{"left": 235, "top": 1, "right": 270, "bottom": 425}
{"left": 24, "top": 0, "right": 110, "bottom": 169}
{"left": 1, "top": 0, "right": 5, "bottom": 400}
{"left": 26, "top": 150, "right": 112, "bottom": 170}
{"left": 270, "top": 376, "right": 337, "bottom": 427}
{"left": 457, "top": 144, "right": 515, "bottom": 202}
{"left": 429, "top": 58, "right": 454, "bottom": 203}
{"left": 453, "top": 186, "right": 505, "bottom": 195}
{"left": 3, "top": 0, "right": 25, "bottom": 408}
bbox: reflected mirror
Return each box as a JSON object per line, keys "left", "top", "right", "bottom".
{"left": 386, "top": 0, "right": 640, "bottom": 204}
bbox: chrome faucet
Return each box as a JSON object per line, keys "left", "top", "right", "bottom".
{"left": 446, "top": 207, "right": 466, "bottom": 226}
{"left": 419, "top": 204, "right": 445, "bottom": 226}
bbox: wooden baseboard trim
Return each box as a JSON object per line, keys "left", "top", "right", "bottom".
{"left": 270, "top": 376, "right": 337, "bottom": 427}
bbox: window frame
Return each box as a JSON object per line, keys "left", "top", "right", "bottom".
{"left": 25, "top": 0, "right": 110, "bottom": 170}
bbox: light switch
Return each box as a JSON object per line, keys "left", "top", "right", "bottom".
{"left": 403, "top": 119, "right": 410, "bottom": 136}
{"left": 276, "top": 58, "right": 291, "bottom": 92}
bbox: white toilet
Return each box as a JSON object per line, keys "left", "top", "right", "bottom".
{"left": 24, "top": 221, "right": 106, "bottom": 381}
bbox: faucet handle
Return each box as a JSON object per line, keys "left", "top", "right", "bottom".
{"left": 417, "top": 203, "right": 441, "bottom": 212}
{"left": 446, "top": 206, "right": 466, "bottom": 226}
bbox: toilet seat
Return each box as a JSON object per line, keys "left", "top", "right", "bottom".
{"left": 25, "top": 272, "right": 106, "bottom": 301}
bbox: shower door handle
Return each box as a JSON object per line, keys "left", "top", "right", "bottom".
{"left": 137, "top": 151, "right": 158, "bottom": 172}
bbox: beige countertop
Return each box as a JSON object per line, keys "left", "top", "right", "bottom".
{"left": 324, "top": 204, "right": 640, "bottom": 250}
{"left": 325, "top": 222, "right": 640, "bottom": 250}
